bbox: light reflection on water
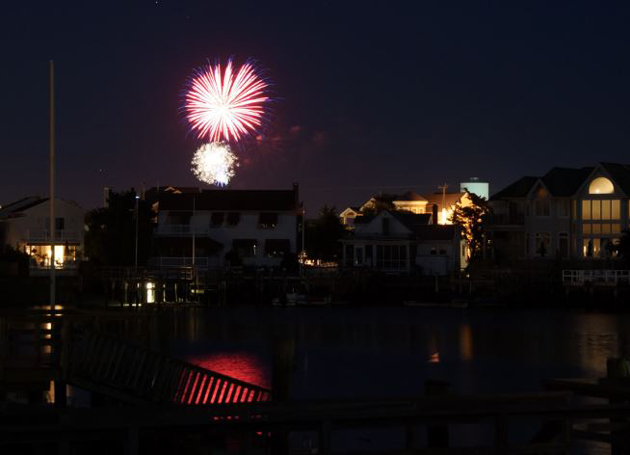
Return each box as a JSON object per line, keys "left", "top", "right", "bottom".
{"left": 161, "top": 307, "right": 623, "bottom": 454}
{"left": 164, "top": 307, "right": 630, "bottom": 398}
{"left": 186, "top": 352, "right": 270, "bottom": 389}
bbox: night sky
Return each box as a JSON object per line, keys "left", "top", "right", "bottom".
{"left": 2, "top": 1, "right": 630, "bottom": 215}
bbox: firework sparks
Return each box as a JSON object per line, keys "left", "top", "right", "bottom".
{"left": 185, "top": 59, "right": 270, "bottom": 142}
{"left": 191, "top": 142, "right": 238, "bottom": 186}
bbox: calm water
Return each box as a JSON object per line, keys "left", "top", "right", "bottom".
{"left": 156, "top": 306, "right": 627, "bottom": 453}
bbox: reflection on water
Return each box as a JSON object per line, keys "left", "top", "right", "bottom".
{"left": 127, "top": 307, "right": 630, "bottom": 454}
{"left": 157, "top": 307, "right": 630, "bottom": 404}
{"left": 186, "top": 352, "right": 270, "bottom": 389}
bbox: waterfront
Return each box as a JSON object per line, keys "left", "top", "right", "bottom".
{"left": 153, "top": 306, "right": 626, "bottom": 453}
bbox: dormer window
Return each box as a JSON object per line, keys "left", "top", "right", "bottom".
{"left": 589, "top": 177, "right": 614, "bottom": 195}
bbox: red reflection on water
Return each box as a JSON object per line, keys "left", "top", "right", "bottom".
{"left": 187, "top": 352, "right": 270, "bottom": 389}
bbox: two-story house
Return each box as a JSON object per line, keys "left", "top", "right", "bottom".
{"left": 489, "top": 163, "right": 630, "bottom": 260}
{"left": 0, "top": 197, "right": 85, "bottom": 274}
{"left": 340, "top": 211, "right": 460, "bottom": 275}
{"left": 152, "top": 184, "right": 302, "bottom": 268}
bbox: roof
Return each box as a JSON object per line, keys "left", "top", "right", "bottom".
{"left": 159, "top": 188, "right": 299, "bottom": 212}
{"left": 490, "top": 176, "right": 538, "bottom": 200}
{"left": 422, "top": 192, "right": 465, "bottom": 208}
{"left": 0, "top": 197, "right": 48, "bottom": 219}
{"left": 393, "top": 190, "right": 427, "bottom": 202}
{"left": 390, "top": 212, "right": 432, "bottom": 231}
{"left": 491, "top": 163, "right": 630, "bottom": 201}
{"left": 600, "top": 163, "right": 630, "bottom": 196}
{"left": 540, "top": 167, "right": 593, "bottom": 197}
{"left": 414, "top": 224, "right": 458, "bottom": 241}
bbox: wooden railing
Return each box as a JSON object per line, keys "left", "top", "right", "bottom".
{"left": 70, "top": 331, "right": 271, "bottom": 405}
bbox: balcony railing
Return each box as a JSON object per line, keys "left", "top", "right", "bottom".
{"left": 562, "top": 269, "right": 630, "bottom": 286}
{"left": 154, "top": 225, "right": 210, "bottom": 236}
{"left": 148, "top": 257, "right": 221, "bottom": 268}
{"left": 26, "top": 230, "right": 80, "bottom": 242}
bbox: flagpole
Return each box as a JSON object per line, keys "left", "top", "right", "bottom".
{"left": 49, "top": 60, "right": 56, "bottom": 309}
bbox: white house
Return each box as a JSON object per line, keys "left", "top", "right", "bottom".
{"left": 489, "top": 163, "right": 630, "bottom": 260}
{"left": 152, "top": 185, "right": 302, "bottom": 268}
{"left": 340, "top": 211, "right": 461, "bottom": 275}
{"left": 0, "top": 197, "right": 86, "bottom": 273}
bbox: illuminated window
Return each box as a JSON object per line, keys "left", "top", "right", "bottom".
{"left": 612, "top": 223, "right": 621, "bottom": 234}
{"left": 612, "top": 200, "right": 621, "bottom": 219}
{"left": 582, "top": 200, "right": 591, "bottom": 220}
{"left": 602, "top": 200, "right": 611, "bottom": 220}
{"left": 592, "top": 200, "right": 601, "bottom": 220}
{"left": 583, "top": 239, "right": 600, "bottom": 257}
{"left": 582, "top": 224, "right": 591, "bottom": 235}
{"left": 589, "top": 177, "right": 614, "bottom": 194}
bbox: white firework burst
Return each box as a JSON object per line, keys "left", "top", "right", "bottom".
{"left": 191, "top": 142, "right": 238, "bottom": 186}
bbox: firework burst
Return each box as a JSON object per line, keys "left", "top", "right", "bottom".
{"left": 185, "top": 59, "right": 270, "bottom": 143}
{"left": 191, "top": 142, "right": 238, "bottom": 186}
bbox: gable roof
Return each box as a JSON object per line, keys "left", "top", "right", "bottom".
{"left": 490, "top": 176, "right": 538, "bottom": 200}
{"left": 600, "top": 163, "right": 630, "bottom": 196}
{"left": 0, "top": 197, "right": 48, "bottom": 219}
{"left": 540, "top": 167, "right": 594, "bottom": 197}
{"left": 159, "top": 188, "right": 299, "bottom": 212}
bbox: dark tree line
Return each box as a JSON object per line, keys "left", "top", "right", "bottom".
{"left": 85, "top": 190, "right": 154, "bottom": 266}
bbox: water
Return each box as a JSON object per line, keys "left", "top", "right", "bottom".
{"left": 157, "top": 306, "right": 626, "bottom": 453}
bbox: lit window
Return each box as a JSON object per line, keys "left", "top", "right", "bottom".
{"left": 582, "top": 200, "right": 591, "bottom": 220}
{"left": 612, "top": 200, "right": 621, "bottom": 219}
{"left": 589, "top": 177, "right": 614, "bottom": 194}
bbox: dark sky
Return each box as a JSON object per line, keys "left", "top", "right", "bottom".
{"left": 2, "top": 1, "right": 630, "bottom": 214}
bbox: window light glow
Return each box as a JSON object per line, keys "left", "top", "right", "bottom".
{"left": 589, "top": 177, "right": 614, "bottom": 194}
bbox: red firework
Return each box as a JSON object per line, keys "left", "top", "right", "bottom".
{"left": 185, "top": 59, "right": 270, "bottom": 142}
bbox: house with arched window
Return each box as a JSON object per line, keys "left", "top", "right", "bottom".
{"left": 488, "top": 163, "right": 630, "bottom": 261}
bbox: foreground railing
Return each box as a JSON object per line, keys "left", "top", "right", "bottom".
{"left": 71, "top": 331, "right": 271, "bottom": 405}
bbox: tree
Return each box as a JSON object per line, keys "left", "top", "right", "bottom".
{"left": 85, "top": 189, "right": 154, "bottom": 266}
{"left": 305, "top": 205, "right": 348, "bottom": 263}
{"left": 449, "top": 193, "right": 491, "bottom": 261}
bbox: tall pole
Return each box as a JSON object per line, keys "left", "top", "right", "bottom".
{"left": 438, "top": 183, "right": 448, "bottom": 225}
{"left": 134, "top": 193, "right": 139, "bottom": 268}
{"left": 49, "top": 60, "right": 56, "bottom": 309}
{"left": 192, "top": 196, "right": 196, "bottom": 266}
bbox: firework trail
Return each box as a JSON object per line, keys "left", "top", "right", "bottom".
{"left": 191, "top": 142, "right": 238, "bottom": 186}
{"left": 185, "top": 59, "right": 270, "bottom": 143}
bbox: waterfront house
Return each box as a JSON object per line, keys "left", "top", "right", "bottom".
{"left": 0, "top": 197, "right": 85, "bottom": 274}
{"left": 341, "top": 190, "right": 472, "bottom": 227}
{"left": 488, "top": 163, "right": 630, "bottom": 261}
{"left": 340, "top": 210, "right": 461, "bottom": 275}
{"left": 151, "top": 184, "right": 302, "bottom": 268}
